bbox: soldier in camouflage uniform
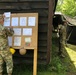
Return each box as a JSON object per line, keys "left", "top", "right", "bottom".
{"left": 0, "top": 15, "right": 14, "bottom": 75}
{"left": 57, "top": 21, "right": 67, "bottom": 58}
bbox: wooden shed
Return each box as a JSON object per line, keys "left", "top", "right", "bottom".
{"left": 0, "top": 0, "right": 58, "bottom": 65}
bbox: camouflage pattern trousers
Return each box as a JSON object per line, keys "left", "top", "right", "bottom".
{"left": 59, "top": 37, "right": 66, "bottom": 54}
{"left": 0, "top": 47, "right": 13, "bottom": 73}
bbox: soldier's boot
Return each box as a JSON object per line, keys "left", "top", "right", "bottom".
{"left": 0, "top": 73, "right": 2, "bottom": 75}
{"left": 8, "top": 73, "right": 12, "bottom": 75}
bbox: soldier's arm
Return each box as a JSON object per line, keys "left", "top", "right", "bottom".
{"left": 5, "top": 27, "right": 14, "bottom": 36}
{"left": 56, "top": 25, "right": 60, "bottom": 37}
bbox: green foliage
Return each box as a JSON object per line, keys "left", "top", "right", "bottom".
{"left": 51, "top": 49, "right": 66, "bottom": 74}
{"left": 56, "top": 0, "right": 76, "bottom": 17}
{"left": 51, "top": 33, "right": 67, "bottom": 74}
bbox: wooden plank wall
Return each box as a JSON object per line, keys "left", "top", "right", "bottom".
{"left": 0, "top": 0, "right": 54, "bottom": 64}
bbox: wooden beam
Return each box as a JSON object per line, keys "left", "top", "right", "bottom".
{"left": 47, "top": 0, "right": 53, "bottom": 64}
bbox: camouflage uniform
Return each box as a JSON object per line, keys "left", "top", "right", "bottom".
{"left": 0, "top": 24, "right": 14, "bottom": 74}
{"left": 58, "top": 24, "right": 67, "bottom": 56}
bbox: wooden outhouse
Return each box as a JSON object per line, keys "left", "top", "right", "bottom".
{"left": 0, "top": 0, "right": 58, "bottom": 64}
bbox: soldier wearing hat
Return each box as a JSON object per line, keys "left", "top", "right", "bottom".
{"left": 57, "top": 20, "right": 67, "bottom": 58}
{"left": 0, "top": 14, "right": 14, "bottom": 75}
{"left": 57, "top": 15, "right": 67, "bottom": 57}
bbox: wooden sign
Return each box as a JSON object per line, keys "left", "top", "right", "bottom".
{"left": 4, "top": 13, "right": 38, "bottom": 50}
{"left": 4, "top": 13, "right": 38, "bottom": 75}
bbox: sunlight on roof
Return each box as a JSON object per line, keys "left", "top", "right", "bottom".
{"left": 65, "top": 47, "right": 76, "bottom": 68}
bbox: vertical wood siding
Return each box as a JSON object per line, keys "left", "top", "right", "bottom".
{"left": 0, "top": 0, "right": 55, "bottom": 64}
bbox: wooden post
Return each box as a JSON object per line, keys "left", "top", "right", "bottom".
{"left": 33, "top": 48, "right": 37, "bottom": 75}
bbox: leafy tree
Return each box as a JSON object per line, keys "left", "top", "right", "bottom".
{"left": 56, "top": 0, "right": 76, "bottom": 17}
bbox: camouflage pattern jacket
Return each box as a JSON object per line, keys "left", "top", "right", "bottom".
{"left": 0, "top": 24, "right": 14, "bottom": 50}
{"left": 58, "top": 24, "right": 67, "bottom": 40}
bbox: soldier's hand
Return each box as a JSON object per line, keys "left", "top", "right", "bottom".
{"left": 9, "top": 26, "right": 13, "bottom": 29}
{"left": 57, "top": 33, "right": 59, "bottom": 38}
